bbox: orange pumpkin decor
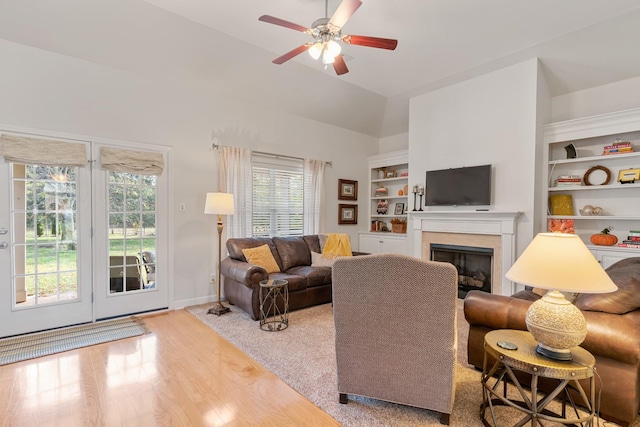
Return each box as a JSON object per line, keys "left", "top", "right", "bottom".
{"left": 590, "top": 226, "right": 618, "bottom": 246}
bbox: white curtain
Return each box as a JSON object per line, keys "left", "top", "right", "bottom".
{"left": 303, "top": 158, "right": 325, "bottom": 235}
{"left": 219, "top": 146, "right": 252, "bottom": 238}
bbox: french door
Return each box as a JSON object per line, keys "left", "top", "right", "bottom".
{"left": 0, "top": 156, "right": 93, "bottom": 336}
{"left": 0, "top": 132, "right": 169, "bottom": 338}
{"left": 92, "top": 143, "right": 169, "bottom": 320}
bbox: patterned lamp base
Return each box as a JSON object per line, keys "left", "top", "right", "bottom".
{"left": 525, "top": 290, "right": 587, "bottom": 361}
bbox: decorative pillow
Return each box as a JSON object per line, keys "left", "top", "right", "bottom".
{"left": 311, "top": 251, "right": 335, "bottom": 268}
{"left": 242, "top": 244, "right": 281, "bottom": 273}
{"left": 574, "top": 258, "right": 640, "bottom": 314}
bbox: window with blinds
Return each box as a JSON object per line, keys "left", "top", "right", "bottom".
{"left": 252, "top": 155, "right": 303, "bottom": 237}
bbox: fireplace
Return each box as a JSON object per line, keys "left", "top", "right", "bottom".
{"left": 431, "top": 244, "right": 493, "bottom": 298}
{"left": 412, "top": 211, "right": 521, "bottom": 295}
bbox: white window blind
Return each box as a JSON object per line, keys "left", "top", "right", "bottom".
{"left": 252, "top": 154, "right": 303, "bottom": 237}
{"left": 0, "top": 134, "right": 87, "bottom": 167}
{"left": 100, "top": 147, "right": 165, "bottom": 176}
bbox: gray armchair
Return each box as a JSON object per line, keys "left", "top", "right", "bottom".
{"left": 332, "top": 254, "right": 459, "bottom": 425}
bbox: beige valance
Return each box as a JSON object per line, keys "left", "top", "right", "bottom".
{"left": 100, "top": 147, "right": 165, "bottom": 176}
{"left": 0, "top": 134, "right": 87, "bottom": 167}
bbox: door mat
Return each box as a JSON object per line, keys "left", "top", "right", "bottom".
{"left": 0, "top": 316, "right": 149, "bottom": 365}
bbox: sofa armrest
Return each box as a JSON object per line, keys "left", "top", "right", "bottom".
{"left": 220, "top": 257, "right": 268, "bottom": 289}
{"left": 463, "top": 290, "right": 529, "bottom": 331}
{"left": 582, "top": 310, "right": 640, "bottom": 364}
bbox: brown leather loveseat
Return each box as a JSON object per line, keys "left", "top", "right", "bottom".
{"left": 221, "top": 235, "right": 350, "bottom": 320}
{"left": 464, "top": 257, "right": 640, "bottom": 426}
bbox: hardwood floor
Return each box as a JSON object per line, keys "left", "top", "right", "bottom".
{"left": 0, "top": 310, "right": 340, "bottom": 426}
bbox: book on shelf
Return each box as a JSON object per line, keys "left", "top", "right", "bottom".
{"left": 629, "top": 230, "right": 640, "bottom": 237}
{"left": 625, "top": 236, "right": 640, "bottom": 242}
{"left": 603, "top": 141, "right": 632, "bottom": 150}
{"left": 554, "top": 176, "right": 581, "bottom": 187}
{"left": 617, "top": 243, "right": 640, "bottom": 249}
{"left": 602, "top": 147, "right": 634, "bottom": 155}
{"left": 557, "top": 175, "right": 581, "bottom": 179}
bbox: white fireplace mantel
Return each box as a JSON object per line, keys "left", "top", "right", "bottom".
{"left": 411, "top": 211, "right": 522, "bottom": 295}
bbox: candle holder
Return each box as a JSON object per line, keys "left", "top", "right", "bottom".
{"left": 412, "top": 191, "right": 418, "bottom": 211}
{"left": 418, "top": 193, "right": 424, "bottom": 211}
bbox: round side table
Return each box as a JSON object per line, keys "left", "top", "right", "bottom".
{"left": 259, "top": 279, "right": 289, "bottom": 332}
{"left": 481, "top": 329, "right": 595, "bottom": 427}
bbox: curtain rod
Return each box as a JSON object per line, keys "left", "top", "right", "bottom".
{"left": 212, "top": 142, "right": 333, "bottom": 167}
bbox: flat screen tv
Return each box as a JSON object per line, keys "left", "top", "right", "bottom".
{"left": 425, "top": 164, "right": 491, "bottom": 206}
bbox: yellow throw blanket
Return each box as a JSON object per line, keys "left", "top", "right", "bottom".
{"left": 322, "top": 233, "right": 352, "bottom": 259}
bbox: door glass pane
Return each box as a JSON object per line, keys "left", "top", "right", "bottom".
{"left": 108, "top": 172, "right": 157, "bottom": 293}
{"left": 12, "top": 164, "right": 80, "bottom": 307}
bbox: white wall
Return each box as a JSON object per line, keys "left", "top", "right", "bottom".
{"left": 0, "top": 39, "right": 377, "bottom": 309}
{"left": 379, "top": 132, "right": 408, "bottom": 153}
{"left": 551, "top": 75, "right": 640, "bottom": 122}
{"left": 408, "top": 58, "right": 548, "bottom": 255}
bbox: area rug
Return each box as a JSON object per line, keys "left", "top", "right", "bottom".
{"left": 186, "top": 302, "right": 628, "bottom": 427}
{"left": 0, "top": 316, "right": 149, "bottom": 365}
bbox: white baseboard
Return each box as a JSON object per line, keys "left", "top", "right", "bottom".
{"left": 173, "top": 296, "right": 226, "bottom": 310}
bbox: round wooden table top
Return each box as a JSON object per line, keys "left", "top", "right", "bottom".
{"left": 484, "top": 329, "right": 595, "bottom": 380}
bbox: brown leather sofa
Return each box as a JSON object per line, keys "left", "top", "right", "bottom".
{"left": 464, "top": 257, "right": 640, "bottom": 427}
{"left": 221, "top": 235, "right": 355, "bottom": 320}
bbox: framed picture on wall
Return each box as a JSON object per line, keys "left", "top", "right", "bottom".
{"left": 338, "top": 179, "right": 358, "bottom": 201}
{"left": 338, "top": 204, "right": 358, "bottom": 225}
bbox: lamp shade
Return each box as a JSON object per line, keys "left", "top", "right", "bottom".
{"left": 204, "top": 192, "right": 235, "bottom": 215}
{"left": 505, "top": 233, "right": 617, "bottom": 293}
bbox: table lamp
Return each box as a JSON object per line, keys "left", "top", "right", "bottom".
{"left": 204, "top": 192, "right": 235, "bottom": 316}
{"left": 505, "top": 233, "right": 617, "bottom": 360}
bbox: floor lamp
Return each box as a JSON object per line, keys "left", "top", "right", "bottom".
{"left": 204, "top": 192, "right": 235, "bottom": 316}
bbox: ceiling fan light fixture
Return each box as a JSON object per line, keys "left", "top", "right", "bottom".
{"left": 308, "top": 42, "right": 323, "bottom": 60}
{"left": 322, "top": 48, "right": 336, "bottom": 64}
{"left": 326, "top": 39, "right": 342, "bottom": 57}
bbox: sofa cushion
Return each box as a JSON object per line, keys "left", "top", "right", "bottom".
{"left": 273, "top": 236, "right": 311, "bottom": 271}
{"left": 268, "top": 272, "right": 308, "bottom": 292}
{"left": 303, "top": 235, "right": 321, "bottom": 253}
{"left": 242, "top": 244, "right": 281, "bottom": 274}
{"left": 287, "top": 265, "right": 332, "bottom": 287}
{"left": 574, "top": 257, "right": 640, "bottom": 314}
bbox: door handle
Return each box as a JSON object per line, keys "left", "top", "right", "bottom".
{"left": 0, "top": 242, "right": 8, "bottom": 249}
{"left": 0, "top": 228, "right": 7, "bottom": 235}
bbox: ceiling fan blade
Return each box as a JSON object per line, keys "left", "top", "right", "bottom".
{"left": 332, "top": 54, "right": 349, "bottom": 75}
{"left": 342, "top": 34, "right": 398, "bottom": 50}
{"left": 259, "top": 15, "right": 310, "bottom": 33}
{"left": 328, "top": 0, "right": 362, "bottom": 29}
{"left": 272, "top": 44, "right": 312, "bottom": 65}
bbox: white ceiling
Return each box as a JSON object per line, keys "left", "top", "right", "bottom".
{"left": 1, "top": 0, "right": 640, "bottom": 138}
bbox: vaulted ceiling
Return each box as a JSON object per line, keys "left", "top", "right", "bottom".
{"left": 1, "top": 0, "right": 639, "bottom": 138}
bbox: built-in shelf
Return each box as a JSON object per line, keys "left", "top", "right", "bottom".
{"left": 360, "top": 150, "right": 409, "bottom": 254}
{"left": 543, "top": 107, "right": 640, "bottom": 264}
